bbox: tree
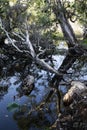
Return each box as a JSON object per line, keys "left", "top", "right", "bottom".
{"left": 0, "top": 0, "right": 87, "bottom": 128}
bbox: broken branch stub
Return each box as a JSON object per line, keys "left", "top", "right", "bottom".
{"left": 63, "top": 81, "right": 87, "bottom": 106}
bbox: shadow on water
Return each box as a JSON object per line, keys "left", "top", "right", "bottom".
{"left": 0, "top": 43, "right": 87, "bottom": 130}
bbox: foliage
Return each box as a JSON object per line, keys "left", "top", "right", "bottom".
{"left": 0, "top": 1, "right": 87, "bottom": 129}
{"left": 0, "top": 0, "right": 58, "bottom": 46}
{"left": 61, "top": 0, "right": 87, "bottom": 29}
{"left": 7, "top": 102, "right": 20, "bottom": 111}
{"left": 0, "top": 0, "right": 9, "bottom": 17}
{"left": 83, "top": 39, "right": 87, "bottom": 44}
{"left": 0, "top": 0, "right": 87, "bottom": 44}
{"left": 75, "top": 0, "right": 87, "bottom": 24}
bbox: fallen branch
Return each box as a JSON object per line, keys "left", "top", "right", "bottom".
{"left": 0, "top": 18, "right": 23, "bottom": 53}
{"left": 63, "top": 81, "right": 87, "bottom": 106}
{"left": 0, "top": 18, "right": 62, "bottom": 75}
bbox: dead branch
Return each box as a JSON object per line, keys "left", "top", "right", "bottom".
{"left": 37, "top": 47, "right": 47, "bottom": 58}
{"left": 25, "top": 27, "right": 36, "bottom": 58}
{"left": 63, "top": 81, "right": 87, "bottom": 106}
{"left": 0, "top": 18, "right": 62, "bottom": 76}
{"left": 12, "top": 32, "right": 25, "bottom": 41}
{"left": 0, "top": 18, "right": 23, "bottom": 53}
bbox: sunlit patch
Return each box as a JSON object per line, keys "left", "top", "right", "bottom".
{"left": 9, "top": 1, "right": 14, "bottom": 6}
{"left": 9, "top": 0, "right": 17, "bottom": 6}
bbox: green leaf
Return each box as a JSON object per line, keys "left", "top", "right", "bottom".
{"left": 7, "top": 102, "right": 20, "bottom": 111}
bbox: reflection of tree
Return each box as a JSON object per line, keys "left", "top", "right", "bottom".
{"left": 0, "top": 87, "right": 8, "bottom": 100}
{"left": 17, "top": 75, "right": 35, "bottom": 97}
{"left": 0, "top": 0, "right": 87, "bottom": 129}
{"left": 0, "top": 79, "right": 9, "bottom": 101}
{"left": 13, "top": 102, "right": 57, "bottom": 130}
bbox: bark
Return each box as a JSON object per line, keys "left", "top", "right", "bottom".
{"left": 0, "top": 18, "right": 61, "bottom": 76}
{"left": 0, "top": 0, "right": 86, "bottom": 115}
{"left": 51, "top": 53, "right": 77, "bottom": 85}
{"left": 53, "top": 0, "right": 78, "bottom": 47}
{"left": 51, "top": 0, "right": 86, "bottom": 88}
{"left": 49, "top": 53, "right": 77, "bottom": 113}
{"left": 63, "top": 81, "right": 87, "bottom": 106}
{"left": 51, "top": 0, "right": 86, "bottom": 86}
{"left": 35, "top": 57, "right": 62, "bottom": 75}
{"left": 48, "top": 0, "right": 87, "bottom": 113}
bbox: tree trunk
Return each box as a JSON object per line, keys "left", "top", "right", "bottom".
{"left": 63, "top": 81, "right": 87, "bottom": 106}
{"left": 50, "top": 0, "right": 82, "bottom": 112}
{"left": 53, "top": 0, "right": 78, "bottom": 47}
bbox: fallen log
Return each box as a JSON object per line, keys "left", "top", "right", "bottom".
{"left": 63, "top": 81, "right": 87, "bottom": 106}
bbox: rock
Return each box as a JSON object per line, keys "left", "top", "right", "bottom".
{"left": 63, "top": 81, "right": 87, "bottom": 106}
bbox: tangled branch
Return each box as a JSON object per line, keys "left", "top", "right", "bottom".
{"left": 0, "top": 18, "right": 63, "bottom": 76}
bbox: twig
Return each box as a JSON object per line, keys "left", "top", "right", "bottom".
{"left": 0, "top": 18, "right": 23, "bottom": 53}
{"left": 12, "top": 32, "right": 25, "bottom": 41}
{"left": 37, "top": 48, "right": 47, "bottom": 57}
{"left": 0, "top": 17, "right": 63, "bottom": 75}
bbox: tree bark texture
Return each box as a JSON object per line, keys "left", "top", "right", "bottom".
{"left": 63, "top": 81, "right": 87, "bottom": 106}
{"left": 53, "top": 0, "right": 78, "bottom": 47}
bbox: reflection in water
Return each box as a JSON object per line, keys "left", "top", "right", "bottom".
{"left": 0, "top": 70, "right": 58, "bottom": 130}
{"left": 13, "top": 102, "right": 57, "bottom": 130}
{"left": 64, "top": 56, "right": 87, "bottom": 82}
{"left": 0, "top": 43, "right": 87, "bottom": 130}
{"left": 0, "top": 78, "right": 9, "bottom": 101}
{"left": 0, "top": 76, "right": 21, "bottom": 130}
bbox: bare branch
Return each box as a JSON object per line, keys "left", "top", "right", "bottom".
{"left": 12, "top": 32, "right": 25, "bottom": 41}
{"left": 0, "top": 17, "right": 63, "bottom": 75}
{"left": 37, "top": 47, "right": 47, "bottom": 58}
{"left": 19, "top": 30, "right": 26, "bottom": 38}
{"left": 35, "top": 57, "right": 62, "bottom": 75}
{"left": 26, "top": 29, "right": 36, "bottom": 58}
{"left": 0, "top": 18, "right": 23, "bottom": 53}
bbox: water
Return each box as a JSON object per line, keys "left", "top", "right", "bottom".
{"left": 0, "top": 76, "right": 20, "bottom": 130}
{"left": 0, "top": 58, "right": 64, "bottom": 130}
{"left": 0, "top": 43, "right": 87, "bottom": 130}
{"left": 0, "top": 72, "right": 56, "bottom": 130}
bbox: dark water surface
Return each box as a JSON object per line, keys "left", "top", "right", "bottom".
{"left": 0, "top": 55, "right": 65, "bottom": 130}
{"left": 0, "top": 43, "right": 87, "bottom": 130}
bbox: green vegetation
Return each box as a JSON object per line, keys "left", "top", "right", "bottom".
{"left": 0, "top": 0, "right": 87, "bottom": 46}
{"left": 0, "top": 1, "right": 87, "bottom": 130}
{"left": 7, "top": 102, "right": 20, "bottom": 111}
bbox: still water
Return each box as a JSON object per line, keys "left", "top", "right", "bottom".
{"left": 0, "top": 43, "right": 87, "bottom": 130}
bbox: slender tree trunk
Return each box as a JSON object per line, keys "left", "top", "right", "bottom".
{"left": 53, "top": 0, "right": 78, "bottom": 47}
{"left": 50, "top": 0, "right": 82, "bottom": 112}
{"left": 51, "top": 0, "right": 85, "bottom": 85}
